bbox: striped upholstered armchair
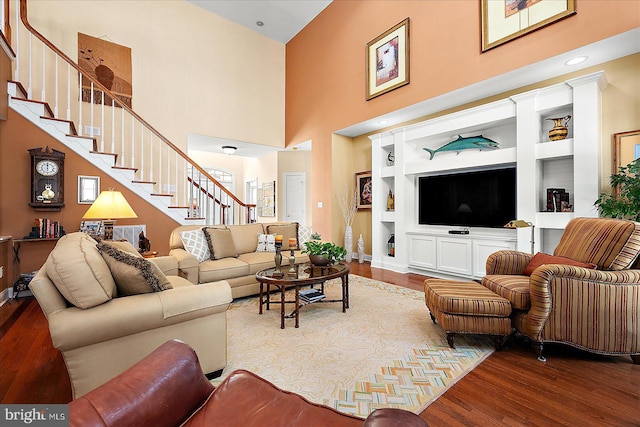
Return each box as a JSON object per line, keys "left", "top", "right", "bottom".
{"left": 482, "top": 217, "right": 640, "bottom": 363}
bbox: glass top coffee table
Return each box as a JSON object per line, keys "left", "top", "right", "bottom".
{"left": 256, "top": 262, "right": 350, "bottom": 329}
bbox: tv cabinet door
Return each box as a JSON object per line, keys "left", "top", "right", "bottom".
{"left": 408, "top": 235, "right": 436, "bottom": 269}
{"left": 437, "top": 238, "right": 472, "bottom": 276}
{"left": 473, "top": 239, "right": 517, "bottom": 277}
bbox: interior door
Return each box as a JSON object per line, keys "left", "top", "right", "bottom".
{"left": 284, "top": 173, "right": 306, "bottom": 225}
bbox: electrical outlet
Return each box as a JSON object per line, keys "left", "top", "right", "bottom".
{"left": 0, "top": 265, "right": 3, "bottom": 279}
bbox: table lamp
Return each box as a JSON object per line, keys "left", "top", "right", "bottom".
{"left": 82, "top": 188, "right": 138, "bottom": 240}
{"left": 504, "top": 219, "right": 535, "bottom": 254}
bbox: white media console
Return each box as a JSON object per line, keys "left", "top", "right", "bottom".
{"left": 369, "top": 72, "right": 607, "bottom": 280}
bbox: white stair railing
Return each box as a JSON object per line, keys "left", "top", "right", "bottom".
{"left": 10, "top": 0, "right": 255, "bottom": 225}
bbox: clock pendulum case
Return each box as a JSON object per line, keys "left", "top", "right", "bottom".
{"left": 28, "top": 147, "right": 65, "bottom": 211}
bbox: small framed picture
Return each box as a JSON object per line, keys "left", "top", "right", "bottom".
{"left": 355, "top": 171, "right": 373, "bottom": 210}
{"left": 366, "top": 18, "right": 410, "bottom": 100}
{"left": 613, "top": 129, "right": 640, "bottom": 197}
{"left": 78, "top": 175, "right": 100, "bottom": 204}
{"left": 80, "top": 220, "right": 102, "bottom": 236}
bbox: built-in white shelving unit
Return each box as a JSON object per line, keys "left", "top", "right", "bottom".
{"left": 370, "top": 71, "right": 607, "bottom": 279}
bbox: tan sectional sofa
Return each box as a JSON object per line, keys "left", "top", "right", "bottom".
{"left": 29, "top": 232, "right": 233, "bottom": 398}
{"left": 169, "top": 223, "right": 309, "bottom": 298}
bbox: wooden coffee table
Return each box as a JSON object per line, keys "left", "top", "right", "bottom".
{"left": 256, "top": 263, "right": 350, "bottom": 329}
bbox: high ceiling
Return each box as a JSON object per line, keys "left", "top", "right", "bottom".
{"left": 187, "top": 0, "right": 332, "bottom": 44}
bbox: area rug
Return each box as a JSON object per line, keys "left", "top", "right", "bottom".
{"left": 214, "top": 275, "right": 494, "bottom": 418}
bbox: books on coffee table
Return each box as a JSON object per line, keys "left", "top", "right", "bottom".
{"left": 300, "top": 288, "right": 325, "bottom": 303}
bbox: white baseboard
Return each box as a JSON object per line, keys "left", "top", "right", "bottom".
{"left": 350, "top": 252, "right": 371, "bottom": 262}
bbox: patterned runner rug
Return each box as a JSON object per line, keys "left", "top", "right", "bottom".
{"left": 214, "top": 274, "right": 494, "bottom": 418}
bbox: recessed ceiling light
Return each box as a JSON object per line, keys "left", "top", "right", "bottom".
{"left": 565, "top": 56, "right": 588, "bottom": 66}
{"left": 256, "top": 21, "right": 264, "bottom": 27}
{"left": 379, "top": 120, "right": 389, "bottom": 124}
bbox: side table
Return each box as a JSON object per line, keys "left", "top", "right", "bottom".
{"left": 12, "top": 238, "right": 59, "bottom": 299}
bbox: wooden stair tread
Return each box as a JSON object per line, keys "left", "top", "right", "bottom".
{"left": 9, "top": 80, "right": 28, "bottom": 98}
{"left": 91, "top": 151, "right": 117, "bottom": 157}
{"left": 132, "top": 180, "right": 156, "bottom": 185}
{"left": 150, "top": 193, "right": 174, "bottom": 197}
{"left": 40, "top": 116, "right": 77, "bottom": 135}
{"left": 168, "top": 205, "right": 189, "bottom": 209}
{"left": 67, "top": 134, "right": 96, "bottom": 142}
{"left": 112, "top": 166, "right": 138, "bottom": 172}
{"left": 13, "top": 97, "right": 54, "bottom": 117}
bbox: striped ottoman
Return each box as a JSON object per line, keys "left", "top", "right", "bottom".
{"left": 424, "top": 279, "right": 512, "bottom": 349}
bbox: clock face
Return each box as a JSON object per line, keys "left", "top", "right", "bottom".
{"left": 36, "top": 159, "right": 59, "bottom": 176}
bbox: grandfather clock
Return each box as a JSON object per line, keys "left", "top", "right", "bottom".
{"left": 29, "top": 147, "right": 65, "bottom": 211}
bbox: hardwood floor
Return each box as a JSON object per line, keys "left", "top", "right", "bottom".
{"left": 1, "top": 262, "right": 638, "bottom": 425}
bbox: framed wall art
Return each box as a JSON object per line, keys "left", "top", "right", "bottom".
{"left": 259, "top": 180, "right": 276, "bottom": 217}
{"left": 78, "top": 32, "right": 133, "bottom": 107}
{"left": 355, "top": 171, "right": 372, "bottom": 210}
{"left": 613, "top": 129, "right": 640, "bottom": 197}
{"left": 481, "top": 0, "right": 576, "bottom": 52}
{"left": 78, "top": 175, "right": 100, "bottom": 204}
{"left": 366, "top": 18, "right": 409, "bottom": 100}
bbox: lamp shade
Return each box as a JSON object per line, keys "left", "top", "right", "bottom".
{"left": 83, "top": 189, "right": 138, "bottom": 220}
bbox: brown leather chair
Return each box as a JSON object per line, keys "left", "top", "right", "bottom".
{"left": 70, "top": 340, "right": 429, "bottom": 427}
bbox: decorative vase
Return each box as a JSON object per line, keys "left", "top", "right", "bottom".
{"left": 357, "top": 234, "right": 365, "bottom": 264}
{"left": 344, "top": 225, "right": 353, "bottom": 263}
{"left": 547, "top": 115, "right": 571, "bottom": 141}
{"left": 309, "top": 254, "right": 331, "bottom": 266}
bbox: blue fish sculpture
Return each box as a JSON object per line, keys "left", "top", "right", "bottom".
{"left": 423, "top": 135, "right": 499, "bottom": 160}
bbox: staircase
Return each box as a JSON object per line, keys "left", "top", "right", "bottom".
{"left": 6, "top": 0, "right": 255, "bottom": 226}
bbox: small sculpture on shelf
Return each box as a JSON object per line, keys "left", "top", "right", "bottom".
{"left": 386, "top": 189, "right": 395, "bottom": 211}
{"left": 547, "top": 115, "right": 571, "bottom": 141}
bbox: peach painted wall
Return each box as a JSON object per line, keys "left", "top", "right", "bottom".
{"left": 23, "top": 0, "right": 285, "bottom": 151}
{"left": 286, "top": 0, "right": 640, "bottom": 239}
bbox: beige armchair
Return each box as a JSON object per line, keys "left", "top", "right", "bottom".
{"left": 482, "top": 217, "right": 640, "bottom": 363}
{"left": 29, "top": 233, "right": 232, "bottom": 398}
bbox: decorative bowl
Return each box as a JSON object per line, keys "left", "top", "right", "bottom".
{"left": 309, "top": 254, "right": 331, "bottom": 266}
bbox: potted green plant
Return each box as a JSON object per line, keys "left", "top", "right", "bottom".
{"left": 302, "top": 241, "right": 347, "bottom": 266}
{"left": 594, "top": 158, "right": 640, "bottom": 221}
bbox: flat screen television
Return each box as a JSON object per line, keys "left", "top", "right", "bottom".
{"left": 418, "top": 167, "right": 516, "bottom": 228}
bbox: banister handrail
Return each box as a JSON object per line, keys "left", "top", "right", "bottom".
{"left": 18, "top": 0, "right": 251, "bottom": 209}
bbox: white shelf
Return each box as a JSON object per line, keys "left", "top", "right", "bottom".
{"left": 380, "top": 166, "right": 395, "bottom": 178}
{"left": 405, "top": 147, "right": 517, "bottom": 176}
{"left": 535, "top": 212, "right": 575, "bottom": 229}
{"left": 535, "top": 138, "right": 573, "bottom": 160}
{"left": 381, "top": 211, "right": 395, "bottom": 222}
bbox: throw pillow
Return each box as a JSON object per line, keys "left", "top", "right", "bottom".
{"left": 203, "top": 227, "right": 239, "bottom": 260}
{"left": 524, "top": 252, "right": 597, "bottom": 276}
{"left": 45, "top": 233, "right": 117, "bottom": 309}
{"left": 97, "top": 242, "right": 173, "bottom": 296}
{"left": 266, "top": 223, "right": 299, "bottom": 250}
{"left": 180, "top": 229, "right": 210, "bottom": 262}
{"left": 257, "top": 233, "right": 276, "bottom": 253}
{"left": 298, "top": 225, "right": 312, "bottom": 247}
{"left": 100, "top": 240, "right": 171, "bottom": 287}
